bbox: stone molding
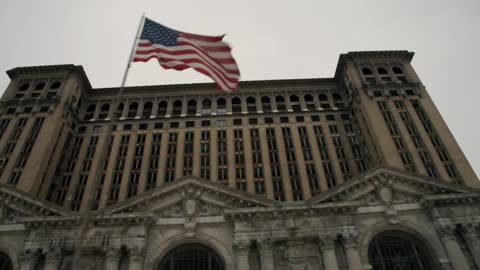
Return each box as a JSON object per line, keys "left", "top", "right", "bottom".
{"left": 233, "top": 241, "right": 250, "bottom": 256}
{"left": 128, "top": 247, "right": 145, "bottom": 262}
{"left": 45, "top": 247, "right": 63, "bottom": 265}
{"left": 318, "top": 235, "right": 337, "bottom": 251}
{"left": 105, "top": 248, "right": 121, "bottom": 263}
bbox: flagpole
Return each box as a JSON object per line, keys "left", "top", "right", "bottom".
{"left": 85, "top": 13, "right": 146, "bottom": 212}
{"left": 119, "top": 12, "right": 146, "bottom": 96}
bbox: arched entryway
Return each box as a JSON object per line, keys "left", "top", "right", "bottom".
{"left": 368, "top": 230, "right": 433, "bottom": 270}
{"left": 158, "top": 244, "right": 225, "bottom": 270}
{"left": 0, "top": 252, "right": 12, "bottom": 270}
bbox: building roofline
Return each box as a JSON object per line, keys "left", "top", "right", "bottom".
{"left": 6, "top": 64, "right": 92, "bottom": 90}
{"left": 334, "top": 50, "right": 415, "bottom": 79}
{"left": 91, "top": 77, "right": 337, "bottom": 95}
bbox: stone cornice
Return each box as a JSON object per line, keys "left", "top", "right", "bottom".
{"left": 224, "top": 201, "right": 361, "bottom": 220}
{"left": 420, "top": 193, "right": 480, "bottom": 207}
{"left": 0, "top": 185, "right": 70, "bottom": 217}
{"left": 307, "top": 166, "right": 477, "bottom": 205}
{"left": 6, "top": 65, "right": 92, "bottom": 90}
{"left": 89, "top": 78, "right": 338, "bottom": 98}
{"left": 334, "top": 50, "right": 414, "bottom": 80}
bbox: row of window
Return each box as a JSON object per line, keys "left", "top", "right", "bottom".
{"left": 17, "top": 81, "right": 62, "bottom": 92}
{"left": 361, "top": 66, "right": 408, "bottom": 83}
{"left": 46, "top": 124, "right": 367, "bottom": 208}
{"left": 82, "top": 93, "right": 346, "bottom": 120}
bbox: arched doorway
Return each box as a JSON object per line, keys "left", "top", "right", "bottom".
{"left": 0, "top": 252, "right": 12, "bottom": 270}
{"left": 158, "top": 244, "right": 225, "bottom": 270}
{"left": 368, "top": 230, "right": 433, "bottom": 270}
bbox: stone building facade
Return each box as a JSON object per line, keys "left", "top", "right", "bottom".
{"left": 0, "top": 50, "right": 478, "bottom": 269}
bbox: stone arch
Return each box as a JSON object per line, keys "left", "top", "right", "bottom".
{"left": 359, "top": 220, "right": 445, "bottom": 269}
{"left": 0, "top": 241, "right": 18, "bottom": 270}
{"left": 147, "top": 233, "right": 233, "bottom": 270}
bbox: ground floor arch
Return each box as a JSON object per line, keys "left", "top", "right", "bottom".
{"left": 368, "top": 230, "right": 434, "bottom": 270}
{"left": 157, "top": 243, "right": 224, "bottom": 270}
{"left": 0, "top": 252, "right": 11, "bottom": 270}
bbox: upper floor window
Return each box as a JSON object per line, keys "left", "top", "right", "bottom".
{"left": 246, "top": 96, "right": 256, "bottom": 112}
{"left": 128, "top": 102, "right": 139, "bottom": 118}
{"left": 217, "top": 98, "right": 226, "bottom": 115}
{"left": 304, "top": 94, "right": 316, "bottom": 110}
{"left": 232, "top": 97, "right": 242, "bottom": 113}
{"left": 18, "top": 83, "right": 29, "bottom": 91}
{"left": 392, "top": 67, "right": 403, "bottom": 74}
{"left": 261, "top": 96, "right": 271, "bottom": 112}
{"left": 290, "top": 95, "right": 301, "bottom": 112}
{"left": 202, "top": 98, "right": 212, "bottom": 115}
{"left": 275, "top": 95, "right": 286, "bottom": 112}
{"left": 143, "top": 101, "right": 153, "bottom": 118}
{"left": 50, "top": 81, "right": 61, "bottom": 89}
{"left": 362, "top": 67, "right": 373, "bottom": 75}
{"left": 187, "top": 99, "right": 197, "bottom": 116}
{"left": 34, "top": 82, "right": 46, "bottom": 90}
{"left": 84, "top": 104, "right": 96, "bottom": 120}
{"left": 172, "top": 100, "right": 182, "bottom": 116}
{"left": 99, "top": 104, "right": 110, "bottom": 119}
{"left": 158, "top": 101, "right": 168, "bottom": 116}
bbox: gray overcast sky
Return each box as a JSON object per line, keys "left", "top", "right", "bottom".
{"left": 1, "top": 0, "right": 479, "bottom": 177}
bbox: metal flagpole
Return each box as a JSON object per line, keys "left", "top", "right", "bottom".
{"left": 119, "top": 12, "right": 146, "bottom": 96}
{"left": 72, "top": 14, "right": 147, "bottom": 268}
{"left": 96, "top": 12, "right": 146, "bottom": 208}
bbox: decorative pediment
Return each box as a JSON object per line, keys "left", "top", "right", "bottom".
{"left": 0, "top": 185, "right": 70, "bottom": 224}
{"left": 101, "top": 176, "right": 277, "bottom": 216}
{"left": 307, "top": 167, "right": 479, "bottom": 206}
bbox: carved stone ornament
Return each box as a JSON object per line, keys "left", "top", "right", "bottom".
{"left": 129, "top": 247, "right": 145, "bottom": 262}
{"left": 105, "top": 248, "right": 121, "bottom": 263}
{"left": 286, "top": 240, "right": 307, "bottom": 266}
{"left": 257, "top": 239, "right": 273, "bottom": 255}
{"left": 45, "top": 248, "right": 63, "bottom": 264}
{"left": 233, "top": 241, "right": 250, "bottom": 256}
{"left": 378, "top": 186, "right": 393, "bottom": 204}
{"left": 19, "top": 249, "right": 39, "bottom": 267}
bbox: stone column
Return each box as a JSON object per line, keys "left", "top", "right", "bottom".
{"left": 128, "top": 247, "right": 145, "bottom": 270}
{"left": 462, "top": 225, "right": 480, "bottom": 270}
{"left": 19, "top": 250, "right": 38, "bottom": 270}
{"left": 438, "top": 227, "right": 471, "bottom": 270}
{"left": 258, "top": 239, "right": 274, "bottom": 270}
{"left": 343, "top": 235, "right": 363, "bottom": 270}
{"left": 233, "top": 241, "right": 250, "bottom": 270}
{"left": 105, "top": 248, "right": 121, "bottom": 270}
{"left": 319, "top": 236, "right": 340, "bottom": 270}
{"left": 44, "top": 248, "right": 63, "bottom": 270}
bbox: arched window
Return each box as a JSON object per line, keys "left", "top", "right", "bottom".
{"left": 115, "top": 103, "right": 124, "bottom": 118}
{"left": 143, "top": 101, "right": 153, "bottom": 118}
{"left": 246, "top": 96, "right": 256, "bottom": 112}
{"left": 202, "top": 98, "right": 212, "bottom": 115}
{"left": 369, "top": 231, "right": 433, "bottom": 270}
{"left": 98, "top": 104, "right": 110, "bottom": 119}
{"left": 158, "top": 101, "right": 168, "bottom": 116}
{"left": 261, "top": 96, "right": 271, "bottom": 112}
{"left": 0, "top": 252, "right": 12, "bottom": 270}
{"left": 217, "top": 98, "right": 226, "bottom": 115}
{"left": 34, "top": 82, "right": 45, "bottom": 90}
{"left": 232, "top": 97, "right": 242, "bottom": 113}
{"left": 377, "top": 67, "right": 388, "bottom": 75}
{"left": 187, "top": 99, "right": 197, "bottom": 116}
{"left": 332, "top": 93, "right": 344, "bottom": 109}
{"left": 392, "top": 67, "right": 403, "bottom": 74}
{"left": 18, "top": 83, "right": 29, "bottom": 91}
{"left": 128, "top": 102, "right": 139, "bottom": 118}
{"left": 172, "top": 100, "right": 182, "bottom": 116}
{"left": 84, "top": 104, "right": 96, "bottom": 120}
{"left": 275, "top": 95, "right": 286, "bottom": 112}
{"left": 362, "top": 67, "right": 373, "bottom": 75}
{"left": 392, "top": 67, "right": 407, "bottom": 83}
{"left": 304, "top": 94, "right": 316, "bottom": 110}
{"left": 318, "top": 94, "right": 330, "bottom": 109}
{"left": 158, "top": 244, "right": 224, "bottom": 270}
{"left": 290, "top": 95, "right": 301, "bottom": 112}
{"left": 50, "top": 81, "right": 61, "bottom": 89}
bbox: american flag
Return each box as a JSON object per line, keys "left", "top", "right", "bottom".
{"left": 133, "top": 18, "right": 240, "bottom": 92}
